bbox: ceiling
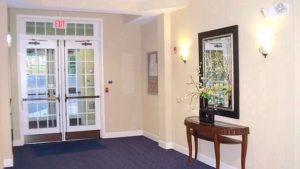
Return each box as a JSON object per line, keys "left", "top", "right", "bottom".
{"left": 0, "top": 0, "right": 189, "bottom": 16}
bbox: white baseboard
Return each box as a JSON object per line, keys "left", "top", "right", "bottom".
{"left": 158, "top": 140, "right": 173, "bottom": 149}
{"left": 102, "top": 130, "right": 143, "bottom": 138}
{"left": 172, "top": 142, "right": 190, "bottom": 154}
{"left": 172, "top": 142, "right": 237, "bottom": 169}
{"left": 143, "top": 131, "right": 159, "bottom": 142}
{"left": 13, "top": 140, "right": 24, "bottom": 147}
{"left": 4, "top": 158, "right": 13, "bottom": 168}
{"left": 142, "top": 131, "right": 235, "bottom": 169}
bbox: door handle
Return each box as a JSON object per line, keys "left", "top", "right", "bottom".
{"left": 48, "top": 96, "right": 60, "bottom": 102}
{"left": 28, "top": 39, "right": 48, "bottom": 45}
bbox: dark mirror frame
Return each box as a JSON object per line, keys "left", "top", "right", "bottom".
{"left": 198, "top": 25, "right": 239, "bottom": 119}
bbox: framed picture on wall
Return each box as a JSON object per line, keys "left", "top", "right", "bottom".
{"left": 147, "top": 51, "right": 158, "bottom": 95}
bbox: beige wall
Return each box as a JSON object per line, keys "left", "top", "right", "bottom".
{"left": 141, "top": 18, "right": 159, "bottom": 137}
{"left": 9, "top": 8, "right": 143, "bottom": 141}
{"left": 0, "top": 3, "right": 6, "bottom": 168}
{"left": 5, "top": 1, "right": 300, "bottom": 169}
{"left": 170, "top": 0, "right": 295, "bottom": 169}
{"left": 140, "top": 14, "right": 173, "bottom": 145}
{"left": 140, "top": 14, "right": 175, "bottom": 146}
{"left": 0, "top": 2, "right": 13, "bottom": 166}
{"left": 294, "top": 0, "right": 300, "bottom": 168}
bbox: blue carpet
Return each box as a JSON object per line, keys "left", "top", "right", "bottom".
{"left": 9, "top": 136, "right": 214, "bottom": 169}
{"left": 31, "top": 139, "right": 106, "bottom": 156}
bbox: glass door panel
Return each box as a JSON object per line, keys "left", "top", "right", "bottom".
{"left": 68, "top": 98, "right": 96, "bottom": 126}
{"left": 28, "top": 100, "right": 57, "bottom": 129}
{"left": 21, "top": 40, "right": 60, "bottom": 136}
{"left": 65, "top": 41, "right": 100, "bottom": 133}
{"left": 20, "top": 39, "right": 100, "bottom": 142}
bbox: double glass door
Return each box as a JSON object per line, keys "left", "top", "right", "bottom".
{"left": 21, "top": 39, "right": 100, "bottom": 143}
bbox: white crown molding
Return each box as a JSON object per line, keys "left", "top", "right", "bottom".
{"left": 3, "top": 0, "right": 189, "bottom": 16}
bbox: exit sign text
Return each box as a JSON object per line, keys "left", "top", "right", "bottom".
{"left": 54, "top": 20, "right": 65, "bottom": 29}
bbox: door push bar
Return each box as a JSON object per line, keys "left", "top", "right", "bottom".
{"left": 65, "top": 95, "right": 100, "bottom": 102}
{"left": 22, "top": 96, "right": 60, "bottom": 102}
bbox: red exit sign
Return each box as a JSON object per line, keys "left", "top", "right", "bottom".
{"left": 54, "top": 20, "right": 65, "bottom": 29}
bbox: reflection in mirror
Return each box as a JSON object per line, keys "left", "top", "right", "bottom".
{"left": 199, "top": 25, "right": 239, "bottom": 119}
{"left": 203, "top": 35, "right": 233, "bottom": 110}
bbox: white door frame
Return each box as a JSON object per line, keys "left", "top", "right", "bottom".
{"left": 16, "top": 15, "right": 106, "bottom": 145}
{"left": 64, "top": 40, "right": 101, "bottom": 133}
{"left": 20, "top": 39, "right": 61, "bottom": 135}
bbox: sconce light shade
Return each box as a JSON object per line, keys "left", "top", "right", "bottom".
{"left": 181, "top": 56, "right": 187, "bottom": 63}
{"left": 257, "top": 28, "right": 273, "bottom": 58}
{"left": 259, "top": 46, "right": 269, "bottom": 58}
{"left": 7, "top": 33, "right": 11, "bottom": 47}
{"left": 180, "top": 45, "right": 189, "bottom": 63}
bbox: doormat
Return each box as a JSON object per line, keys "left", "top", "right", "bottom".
{"left": 31, "top": 139, "right": 106, "bottom": 156}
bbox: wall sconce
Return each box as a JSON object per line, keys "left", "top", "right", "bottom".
{"left": 257, "top": 29, "right": 273, "bottom": 58}
{"left": 258, "top": 2, "right": 289, "bottom": 58}
{"left": 7, "top": 33, "right": 11, "bottom": 47}
{"left": 180, "top": 45, "right": 189, "bottom": 63}
{"left": 259, "top": 46, "right": 269, "bottom": 58}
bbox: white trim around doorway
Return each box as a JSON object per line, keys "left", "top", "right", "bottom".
{"left": 15, "top": 15, "right": 106, "bottom": 145}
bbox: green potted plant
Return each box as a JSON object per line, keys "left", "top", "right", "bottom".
{"left": 178, "top": 74, "right": 232, "bottom": 124}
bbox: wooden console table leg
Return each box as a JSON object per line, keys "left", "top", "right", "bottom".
{"left": 241, "top": 134, "right": 248, "bottom": 169}
{"left": 186, "top": 126, "right": 193, "bottom": 165}
{"left": 214, "top": 134, "right": 220, "bottom": 169}
{"left": 194, "top": 134, "right": 198, "bottom": 160}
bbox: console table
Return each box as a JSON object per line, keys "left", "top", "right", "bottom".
{"left": 184, "top": 116, "right": 250, "bottom": 169}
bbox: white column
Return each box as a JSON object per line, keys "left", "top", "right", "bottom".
{"left": 157, "top": 13, "right": 173, "bottom": 148}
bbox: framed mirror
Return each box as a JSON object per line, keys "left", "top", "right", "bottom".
{"left": 198, "top": 25, "right": 239, "bottom": 119}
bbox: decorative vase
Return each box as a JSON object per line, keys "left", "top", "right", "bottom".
{"left": 203, "top": 98, "right": 208, "bottom": 108}
{"left": 199, "top": 98, "right": 215, "bottom": 124}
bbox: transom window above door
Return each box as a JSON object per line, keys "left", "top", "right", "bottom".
{"left": 26, "top": 22, "right": 94, "bottom": 36}
{"left": 19, "top": 16, "right": 100, "bottom": 40}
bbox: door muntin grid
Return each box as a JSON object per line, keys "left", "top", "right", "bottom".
{"left": 65, "top": 41, "right": 100, "bottom": 132}
{"left": 67, "top": 48, "right": 95, "bottom": 97}
{"left": 26, "top": 21, "right": 94, "bottom": 37}
{"left": 22, "top": 40, "right": 60, "bottom": 135}
{"left": 21, "top": 39, "right": 100, "bottom": 136}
